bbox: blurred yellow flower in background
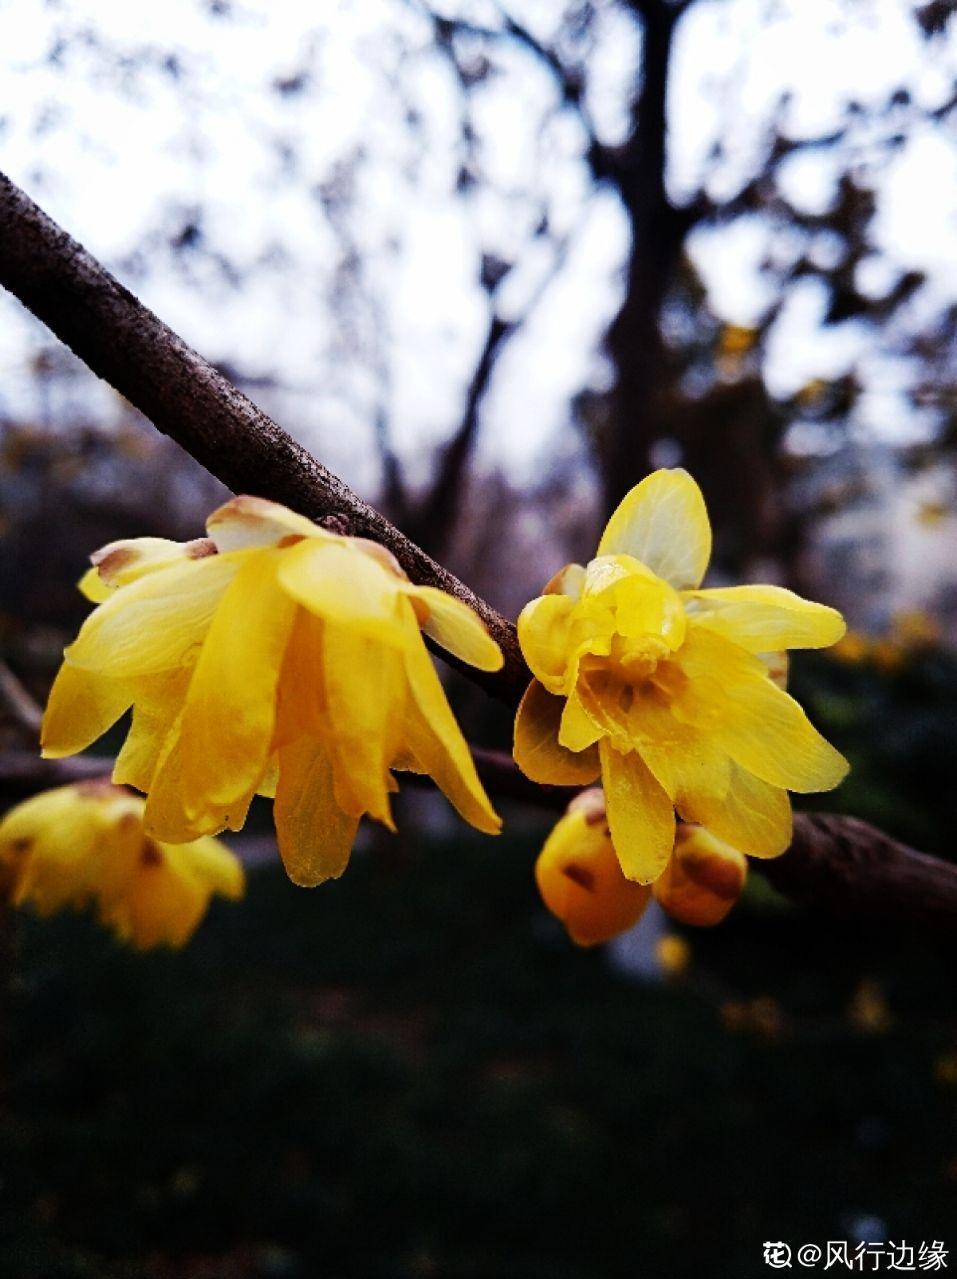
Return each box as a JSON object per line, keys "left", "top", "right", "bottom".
{"left": 0, "top": 782, "right": 243, "bottom": 949}
{"left": 41, "top": 496, "right": 502, "bottom": 887}
{"left": 516, "top": 469, "right": 848, "bottom": 884}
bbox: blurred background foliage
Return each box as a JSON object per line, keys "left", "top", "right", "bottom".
{"left": 2, "top": 0, "right": 957, "bottom": 1275}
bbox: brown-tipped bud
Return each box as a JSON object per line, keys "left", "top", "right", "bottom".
{"left": 652, "top": 824, "right": 747, "bottom": 927}
{"left": 534, "top": 789, "right": 651, "bottom": 947}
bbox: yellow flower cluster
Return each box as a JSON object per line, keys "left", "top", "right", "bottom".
{"left": 0, "top": 782, "right": 243, "bottom": 949}
{"left": 42, "top": 496, "right": 502, "bottom": 887}
{"left": 516, "top": 469, "right": 848, "bottom": 885}
{"left": 535, "top": 789, "right": 747, "bottom": 947}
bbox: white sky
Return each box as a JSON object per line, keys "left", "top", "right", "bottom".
{"left": 1, "top": 0, "right": 956, "bottom": 495}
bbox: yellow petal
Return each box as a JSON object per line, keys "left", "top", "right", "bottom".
{"left": 673, "top": 626, "right": 849, "bottom": 794}
{"left": 41, "top": 662, "right": 132, "bottom": 759}
{"left": 513, "top": 680, "right": 601, "bottom": 785}
{"left": 516, "top": 594, "right": 576, "bottom": 694}
{"left": 683, "top": 584, "right": 846, "bottom": 652}
{"left": 65, "top": 552, "right": 243, "bottom": 677}
{"left": 677, "top": 764, "right": 792, "bottom": 858}
{"left": 558, "top": 689, "right": 604, "bottom": 754}
{"left": 535, "top": 808, "right": 651, "bottom": 947}
{"left": 544, "top": 563, "right": 586, "bottom": 600}
{"left": 653, "top": 825, "right": 747, "bottom": 926}
{"left": 597, "top": 468, "right": 712, "bottom": 590}
{"left": 207, "top": 494, "right": 324, "bottom": 552}
{"left": 322, "top": 624, "right": 402, "bottom": 826}
{"left": 405, "top": 585, "right": 503, "bottom": 672}
{"left": 179, "top": 549, "right": 297, "bottom": 816}
{"left": 274, "top": 735, "right": 359, "bottom": 886}
{"left": 277, "top": 538, "right": 410, "bottom": 647}
{"left": 78, "top": 567, "right": 112, "bottom": 603}
{"left": 91, "top": 536, "right": 216, "bottom": 589}
{"left": 400, "top": 624, "right": 501, "bottom": 834}
{"left": 168, "top": 835, "right": 245, "bottom": 900}
{"left": 112, "top": 672, "right": 186, "bottom": 792}
{"left": 628, "top": 696, "right": 731, "bottom": 808}
{"left": 599, "top": 738, "right": 675, "bottom": 884}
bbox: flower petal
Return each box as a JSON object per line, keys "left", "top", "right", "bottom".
{"left": 277, "top": 539, "right": 411, "bottom": 646}
{"left": 673, "top": 626, "right": 849, "bottom": 794}
{"left": 597, "top": 468, "right": 711, "bottom": 590}
{"left": 65, "top": 552, "right": 243, "bottom": 677}
{"left": 207, "top": 494, "right": 324, "bottom": 552}
{"left": 600, "top": 739, "right": 675, "bottom": 883}
{"left": 677, "top": 764, "right": 792, "bottom": 858}
{"left": 271, "top": 735, "right": 360, "bottom": 886}
{"left": 683, "top": 584, "right": 845, "bottom": 652}
{"left": 400, "top": 621, "right": 501, "bottom": 834}
{"left": 41, "top": 662, "right": 132, "bottom": 759}
{"left": 405, "top": 585, "right": 503, "bottom": 672}
{"left": 322, "top": 623, "right": 404, "bottom": 827}
{"left": 514, "top": 680, "right": 601, "bottom": 785}
{"left": 91, "top": 536, "right": 216, "bottom": 589}
{"left": 179, "top": 548, "right": 297, "bottom": 816}
{"left": 516, "top": 594, "right": 576, "bottom": 694}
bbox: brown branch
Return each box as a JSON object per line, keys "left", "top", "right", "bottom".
{"left": 0, "top": 171, "right": 530, "bottom": 707}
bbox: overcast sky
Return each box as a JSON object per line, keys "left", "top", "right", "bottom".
{"left": 1, "top": 0, "right": 956, "bottom": 497}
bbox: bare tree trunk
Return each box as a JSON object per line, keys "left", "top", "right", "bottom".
{"left": 602, "top": 0, "right": 691, "bottom": 518}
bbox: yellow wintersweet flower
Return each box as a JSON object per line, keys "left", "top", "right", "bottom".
{"left": 652, "top": 824, "right": 747, "bottom": 927}
{"left": 534, "top": 791, "right": 651, "bottom": 947}
{"left": 41, "top": 496, "right": 502, "bottom": 886}
{"left": 515, "top": 469, "right": 848, "bottom": 883}
{"left": 0, "top": 782, "right": 243, "bottom": 949}
{"left": 535, "top": 789, "right": 749, "bottom": 947}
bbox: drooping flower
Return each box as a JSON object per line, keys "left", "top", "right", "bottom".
{"left": 515, "top": 468, "right": 848, "bottom": 883}
{"left": 651, "top": 824, "right": 747, "bottom": 927}
{"left": 42, "top": 496, "right": 502, "bottom": 885}
{"left": 534, "top": 788, "right": 748, "bottom": 947}
{"left": 534, "top": 790, "right": 651, "bottom": 947}
{"left": 0, "top": 782, "right": 243, "bottom": 949}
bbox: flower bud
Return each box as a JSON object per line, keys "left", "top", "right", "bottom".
{"left": 535, "top": 789, "right": 651, "bottom": 947}
{"left": 652, "top": 824, "right": 747, "bottom": 927}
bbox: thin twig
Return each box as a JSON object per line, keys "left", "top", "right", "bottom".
{"left": 0, "top": 662, "right": 43, "bottom": 740}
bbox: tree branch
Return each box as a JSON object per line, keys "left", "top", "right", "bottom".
{"left": 0, "top": 171, "right": 530, "bottom": 706}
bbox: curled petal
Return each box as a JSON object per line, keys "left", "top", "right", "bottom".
{"left": 207, "top": 494, "right": 324, "bottom": 552}
{"left": 597, "top": 468, "right": 711, "bottom": 590}
{"left": 516, "top": 594, "right": 576, "bottom": 694}
{"left": 405, "top": 585, "right": 503, "bottom": 672}
{"left": 514, "top": 680, "right": 601, "bottom": 786}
